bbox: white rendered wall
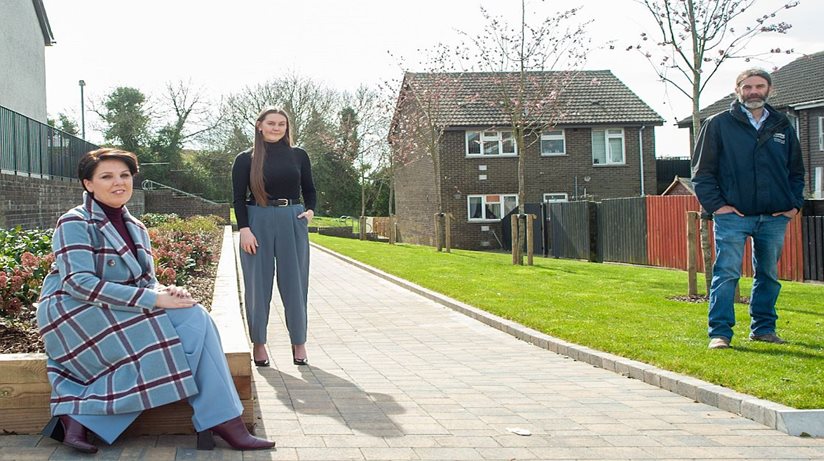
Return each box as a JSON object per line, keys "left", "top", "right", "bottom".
{"left": 0, "top": 0, "right": 48, "bottom": 122}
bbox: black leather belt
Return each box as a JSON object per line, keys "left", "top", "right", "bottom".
{"left": 247, "top": 198, "right": 301, "bottom": 207}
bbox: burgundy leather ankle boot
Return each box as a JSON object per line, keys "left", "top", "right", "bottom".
{"left": 197, "top": 416, "right": 275, "bottom": 450}
{"left": 58, "top": 415, "right": 98, "bottom": 453}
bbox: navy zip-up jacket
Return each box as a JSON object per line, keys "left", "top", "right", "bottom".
{"left": 691, "top": 101, "right": 805, "bottom": 216}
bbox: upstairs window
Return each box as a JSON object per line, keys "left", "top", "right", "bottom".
{"left": 592, "top": 128, "right": 625, "bottom": 165}
{"left": 466, "top": 131, "right": 517, "bottom": 156}
{"left": 540, "top": 129, "right": 566, "bottom": 156}
{"left": 818, "top": 117, "right": 823, "bottom": 151}
{"left": 467, "top": 194, "right": 518, "bottom": 221}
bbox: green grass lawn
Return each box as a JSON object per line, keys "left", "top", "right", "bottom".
{"left": 310, "top": 234, "right": 824, "bottom": 409}
{"left": 312, "top": 216, "right": 352, "bottom": 228}
{"left": 230, "top": 210, "right": 359, "bottom": 232}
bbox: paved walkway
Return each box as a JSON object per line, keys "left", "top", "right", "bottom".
{"left": 3, "top": 244, "right": 824, "bottom": 460}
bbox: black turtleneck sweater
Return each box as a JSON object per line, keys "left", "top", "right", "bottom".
{"left": 96, "top": 199, "right": 138, "bottom": 258}
{"left": 231, "top": 141, "right": 317, "bottom": 229}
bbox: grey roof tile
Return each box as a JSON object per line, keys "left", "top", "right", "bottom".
{"left": 402, "top": 70, "right": 664, "bottom": 127}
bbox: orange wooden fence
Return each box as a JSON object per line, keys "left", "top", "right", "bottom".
{"left": 646, "top": 195, "right": 804, "bottom": 281}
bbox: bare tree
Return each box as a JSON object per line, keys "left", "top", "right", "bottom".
{"left": 457, "top": 0, "right": 591, "bottom": 263}
{"left": 634, "top": 0, "right": 797, "bottom": 149}
{"left": 633, "top": 0, "right": 798, "bottom": 293}
{"left": 341, "top": 86, "right": 392, "bottom": 221}
{"left": 158, "top": 80, "right": 223, "bottom": 148}
{"left": 221, "top": 73, "right": 339, "bottom": 146}
{"left": 391, "top": 70, "right": 463, "bottom": 216}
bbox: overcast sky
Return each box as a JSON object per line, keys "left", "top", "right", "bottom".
{"left": 42, "top": 0, "right": 824, "bottom": 157}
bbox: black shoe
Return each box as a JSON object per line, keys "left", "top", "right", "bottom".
{"left": 253, "top": 358, "right": 270, "bottom": 367}
{"left": 292, "top": 345, "right": 308, "bottom": 366}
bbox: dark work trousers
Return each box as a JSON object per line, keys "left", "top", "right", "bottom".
{"left": 240, "top": 204, "right": 310, "bottom": 345}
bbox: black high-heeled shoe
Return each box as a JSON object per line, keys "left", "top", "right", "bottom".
{"left": 42, "top": 415, "right": 98, "bottom": 453}
{"left": 196, "top": 416, "right": 275, "bottom": 450}
{"left": 253, "top": 346, "right": 270, "bottom": 367}
{"left": 291, "top": 345, "right": 308, "bottom": 366}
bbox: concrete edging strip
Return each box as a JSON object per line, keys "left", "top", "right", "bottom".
{"left": 311, "top": 242, "right": 824, "bottom": 438}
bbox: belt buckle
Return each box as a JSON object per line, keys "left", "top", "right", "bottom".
{"left": 274, "top": 198, "right": 289, "bottom": 207}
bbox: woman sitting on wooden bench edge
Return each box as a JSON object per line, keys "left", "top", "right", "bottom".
{"left": 36, "top": 148, "right": 275, "bottom": 453}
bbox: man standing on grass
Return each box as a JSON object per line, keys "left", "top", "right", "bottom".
{"left": 692, "top": 68, "right": 805, "bottom": 350}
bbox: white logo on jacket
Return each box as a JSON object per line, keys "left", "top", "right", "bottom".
{"left": 773, "top": 132, "right": 786, "bottom": 144}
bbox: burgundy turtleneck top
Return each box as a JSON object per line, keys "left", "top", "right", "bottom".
{"left": 95, "top": 199, "right": 138, "bottom": 258}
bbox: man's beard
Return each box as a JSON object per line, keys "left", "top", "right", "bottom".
{"left": 740, "top": 95, "right": 767, "bottom": 109}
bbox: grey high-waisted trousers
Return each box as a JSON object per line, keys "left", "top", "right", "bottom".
{"left": 240, "top": 204, "right": 310, "bottom": 345}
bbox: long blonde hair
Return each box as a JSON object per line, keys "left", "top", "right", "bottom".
{"left": 250, "top": 107, "right": 293, "bottom": 206}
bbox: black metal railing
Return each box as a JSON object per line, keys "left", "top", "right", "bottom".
{"left": 0, "top": 105, "right": 99, "bottom": 180}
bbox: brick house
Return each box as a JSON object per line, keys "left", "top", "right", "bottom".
{"left": 390, "top": 71, "right": 665, "bottom": 250}
{"left": 678, "top": 51, "right": 824, "bottom": 199}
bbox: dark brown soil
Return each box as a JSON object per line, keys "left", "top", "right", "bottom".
{"left": 0, "top": 245, "right": 220, "bottom": 355}
{"left": 668, "top": 294, "right": 750, "bottom": 304}
{"left": 668, "top": 294, "right": 710, "bottom": 303}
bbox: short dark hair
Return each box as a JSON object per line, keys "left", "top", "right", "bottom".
{"left": 735, "top": 68, "right": 772, "bottom": 87}
{"left": 78, "top": 148, "right": 139, "bottom": 192}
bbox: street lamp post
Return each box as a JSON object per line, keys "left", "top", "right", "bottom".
{"left": 78, "top": 79, "right": 86, "bottom": 139}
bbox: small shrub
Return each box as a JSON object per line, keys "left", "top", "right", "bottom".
{"left": 147, "top": 215, "right": 222, "bottom": 286}
{"left": 139, "top": 213, "right": 180, "bottom": 227}
{"left": 0, "top": 251, "right": 54, "bottom": 318}
{"left": 0, "top": 227, "right": 53, "bottom": 265}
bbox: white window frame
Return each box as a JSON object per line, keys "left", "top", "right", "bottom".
{"left": 466, "top": 130, "right": 517, "bottom": 157}
{"left": 467, "top": 194, "right": 519, "bottom": 221}
{"left": 787, "top": 112, "right": 800, "bottom": 140}
{"left": 543, "top": 193, "right": 569, "bottom": 203}
{"left": 815, "top": 167, "right": 823, "bottom": 199}
{"left": 540, "top": 129, "right": 566, "bottom": 156}
{"left": 818, "top": 117, "right": 824, "bottom": 151}
{"left": 592, "top": 128, "right": 626, "bottom": 165}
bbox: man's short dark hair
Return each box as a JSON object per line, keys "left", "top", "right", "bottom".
{"left": 736, "top": 68, "right": 772, "bottom": 87}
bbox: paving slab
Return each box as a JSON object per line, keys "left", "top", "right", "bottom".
{"left": 2, "top": 239, "right": 823, "bottom": 460}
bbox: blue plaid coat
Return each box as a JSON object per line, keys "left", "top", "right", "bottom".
{"left": 36, "top": 193, "right": 198, "bottom": 416}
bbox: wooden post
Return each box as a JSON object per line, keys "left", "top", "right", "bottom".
{"left": 511, "top": 214, "right": 519, "bottom": 265}
{"left": 444, "top": 213, "right": 452, "bottom": 253}
{"left": 587, "top": 201, "right": 601, "bottom": 263}
{"left": 687, "top": 211, "right": 699, "bottom": 296}
{"left": 433, "top": 213, "right": 442, "bottom": 252}
{"left": 389, "top": 216, "right": 396, "bottom": 245}
{"left": 526, "top": 214, "right": 535, "bottom": 266}
{"left": 700, "top": 216, "right": 713, "bottom": 295}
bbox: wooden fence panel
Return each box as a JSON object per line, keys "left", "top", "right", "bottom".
{"left": 597, "top": 197, "right": 647, "bottom": 265}
{"left": 803, "top": 216, "right": 824, "bottom": 281}
{"left": 548, "top": 201, "right": 590, "bottom": 260}
{"left": 646, "top": 195, "right": 699, "bottom": 270}
{"left": 645, "top": 195, "right": 803, "bottom": 281}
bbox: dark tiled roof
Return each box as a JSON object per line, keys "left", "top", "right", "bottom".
{"left": 678, "top": 51, "right": 824, "bottom": 127}
{"left": 402, "top": 70, "right": 664, "bottom": 127}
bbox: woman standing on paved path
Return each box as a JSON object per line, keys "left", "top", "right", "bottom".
{"left": 232, "top": 107, "right": 316, "bottom": 367}
{"left": 37, "top": 148, "right": 275, "bottom": 453}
